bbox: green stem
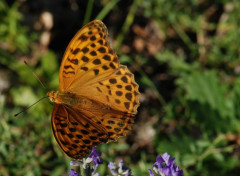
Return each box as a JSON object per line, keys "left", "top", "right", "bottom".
{"left": 83, "top": 0, "right": 94, "bottom": 25}
{"left": 114, "top": 0, "right": 140, "bottom": 52}
{"left": 183, "top": 134, "right": 235, "bottom": 169}
{"left": 197, "top": 134, "right": 227, "bottom": 161}
{"left": 171, "top": 21, "right": 196, "bottom": 53}
{"left": 95, "top": 0, "right": 120, "bottom": 20}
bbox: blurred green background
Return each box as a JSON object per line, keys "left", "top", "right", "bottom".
{"left": 1, "top": 0, "right": 240, "bottom": 175}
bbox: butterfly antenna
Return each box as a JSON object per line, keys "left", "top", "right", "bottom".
{"left": 14, "top": 97, "right": 48, "bottom": 117}
{"left": 24, "top": 60, "right": 46, "bottom": 89}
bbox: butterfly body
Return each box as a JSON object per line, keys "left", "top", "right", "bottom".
{"left": 48, "top": 20, "right": 140, "bottom": 160}
{"left": 47, "top": 91, "right": 111, "bottom": 111}
{"left": 47, "top": 91, "right": 89, "bottom": 107}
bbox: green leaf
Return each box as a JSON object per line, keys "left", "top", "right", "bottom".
{"left": 179, "top": 70, "right": 234, "bottom": 120}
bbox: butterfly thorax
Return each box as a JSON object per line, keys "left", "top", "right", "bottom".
{"left": 47, "top": 90, "right": 94, "bottom": 108}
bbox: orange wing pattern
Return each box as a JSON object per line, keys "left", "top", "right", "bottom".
{"left": 80, "top": 106, "right": 136, "bottom": 142}
{"left": 50, "top": 20, "right": 140, "bottom": 160}
{"left": 51, "top": 104, "right": 108, "bottom": 159}
{"left": 59, "top": 20, "right": 119, "bottom": 91}
{"left": 70, "top": 65, "right": 140, "bottom": 114}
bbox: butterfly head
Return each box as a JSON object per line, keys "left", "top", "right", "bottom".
{"left": 47, "top": 91, "right": 60, "bottom": 103}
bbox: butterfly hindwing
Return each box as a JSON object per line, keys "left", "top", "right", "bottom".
{"left": 80, "top": 107, "right": 136, "bottom": 142}
{"left": 51, "top": 104, "right": 108, "bottom": 160}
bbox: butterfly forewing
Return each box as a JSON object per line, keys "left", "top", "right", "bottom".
{"left": 70, "top": 65, "right": 140, "bottom": 114}
{"left": 59, "top": 20, "right": 119, "bottom": 91}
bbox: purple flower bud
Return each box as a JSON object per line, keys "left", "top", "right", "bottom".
{"left": 82, "top": 147, "right": 102, "bottom": 175}
{"left": 150, "top": 153, "right": 183, "bottom": 176}
{"left": 68, "top": 169, "right": 79, "bottom": 176}
{"left": 108, "top": 159, "right": 132, "bottom": 176}
{"left": 108, "top": 162, "right": 118, "bottom": 175}
{"left": 89, "top": 147, "right": 103, "bottom": 168}
{"left": 148, "top": 169, "right": 155, "bottom": 176}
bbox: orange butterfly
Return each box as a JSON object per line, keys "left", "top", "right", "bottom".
{"left": 47, "top": 20, "right": 140, "bottom": 160}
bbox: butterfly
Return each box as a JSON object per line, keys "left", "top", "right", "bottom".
{"left": 46, "top": 20, "right": 140, "bottom": 160}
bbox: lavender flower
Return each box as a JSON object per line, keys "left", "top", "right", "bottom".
{"left": 108, "top": 162, "right": 118, "bottom": 175}
{"left": 149, "top": 152, "right": 183, "bottom": 176}
{"left": 108, "top": 159, "right": 132, "bottom": 176}
{"left": 89, "top": 147, "right": 103, "bottom": 168}
{"left": 82, "top": 147, "right": 102, "bottom": 176}
{"left": 68, "top": 169, "right": 79, "bottom": 176}
{"left": 148, "top": 169, "right": 155, "bottom": 176}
